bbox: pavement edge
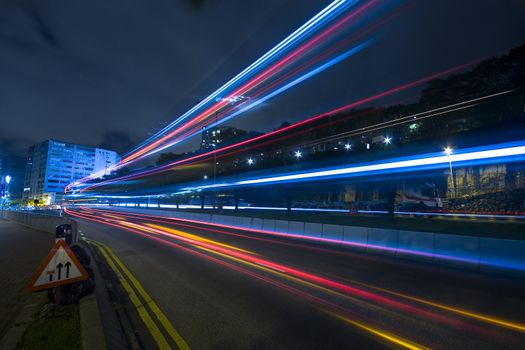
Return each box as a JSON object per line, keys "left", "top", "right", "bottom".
{"left": 79, "top": 293, "right": 106, "bottom": 350}
{"left": 78, "top": 241, "right": 108, "bottom": 350}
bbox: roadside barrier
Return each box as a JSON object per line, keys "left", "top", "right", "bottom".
{"left": 1, "top": 210, "right": 79, "bottom": 244}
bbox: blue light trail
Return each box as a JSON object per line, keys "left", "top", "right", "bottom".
{"left": 181, "top": 141, "right": 525, "bottom": 191}
{"left": 125, "top": 0, "right": 360, "bottom": 158}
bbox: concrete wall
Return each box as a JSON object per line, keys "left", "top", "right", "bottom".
{"left": 106, "top": 206, "right": 525, "bottom": 274}
{"left": 1, "top": 210, "right": 79, "bottom": 243}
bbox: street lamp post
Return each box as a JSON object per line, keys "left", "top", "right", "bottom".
{"left": 444, "top": 147, "right": 455, "bottom": 198}
{"left": 1, "top": 175, "right": 11, "bottom": 209}
{"left": 212, "top": 112, "right": 218, "bottom": 210}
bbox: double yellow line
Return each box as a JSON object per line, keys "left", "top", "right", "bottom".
{"left": 88, "top": 239, "right": 190, "bottom": 350}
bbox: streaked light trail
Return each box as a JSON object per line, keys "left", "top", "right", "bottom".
{"left": 120, "top": 0, "right": 367, "bottom": 164}
{"left": 75, "top": 64, "right": 490, "bottom": 194}
{"left": 66, "top": 206, "right": 525, "bottom": 349}
{"left": 181, "top": 141, "right": 525, "bottom": 191}
{"left": 67, "top": 0, "right": 399, "bottom": 192}
{"left": 69, "top": 206, "right": 525, "bottom": 271}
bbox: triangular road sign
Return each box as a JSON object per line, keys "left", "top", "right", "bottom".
{"left": 27, "top": 240, "right": 88, "bottom": 292}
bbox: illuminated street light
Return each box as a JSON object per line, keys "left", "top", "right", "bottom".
{"left": 383, "top": 136, "right": 392, "bottom": 145}
{"left": 344, "top": 143, "right": 351, "bottom": 150}
{"left": 444, "top": 147, "right": 453, "bottom": 156}
{"left": 203, "top": 175, "right": 208, "bottom": 180}
{"left": 294, "top": 151, "right": 302, "bottom": 159}
{"left": 1, "top": 175, "right": 11, "bottom": 209}
{"left": 247, "top": 158, "right": 254, "bottom": 165}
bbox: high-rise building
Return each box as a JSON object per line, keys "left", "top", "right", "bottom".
{"left": 0, "top": 155, "right": 26, "bottom": 200}
{"left": 23, "top": 140, "right": 120, "bottom": 205}
{"left": 200, "top": 126, "right": 248, "bottom": 150}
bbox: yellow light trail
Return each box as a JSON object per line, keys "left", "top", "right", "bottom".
{"left": 145, "top": 223, "right": 258, "bottom": 255}
{"left": 354, "top": 282, "right": 525, "bottom": 334}
{"left": 102, "top": 213, "right": 126, "bottom": 220}
{"left": 194, "top": 245, "right": 430, "bottom": 350}
{"left": 330, "top": 313, "right": 431, "bottom": 350}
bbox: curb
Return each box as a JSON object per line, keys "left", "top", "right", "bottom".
{"left": 79, "top": 241, "right": 108, "bottom": 350}
{"left": 79, "top": 293, "right": 106, "bottom": 350}
{"left": 80, "top": 240, "right": 130, "bottom": 350}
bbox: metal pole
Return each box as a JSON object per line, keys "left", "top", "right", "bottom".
{"left": 448, "top": 159, "right": 455, "bottom": 198}
{"left": 213, "top": 112, "right": 218, "bottom": 209}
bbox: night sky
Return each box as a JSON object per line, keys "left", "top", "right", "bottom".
{"left": 1, "top": 0, "right": 524, "bottom": 158}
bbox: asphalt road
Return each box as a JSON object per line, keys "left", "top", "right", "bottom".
{"left": 67, "top": 207, "right": 525, "bottom": 349}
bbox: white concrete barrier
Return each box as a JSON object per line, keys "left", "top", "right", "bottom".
{"left": 211, "top": 215, "right": 227, "bottom": 224}
{"left": 251, "top": 218, "right": 263, "bottom": 230}
{"left": 274, "top": 220, "right": 289, "bottom": 233}
{"left": 240, "top": 217, "right": 253, "bottom": 229}
{"left": 222, "top": 215, "right": 236, "bottom": 226}
{"left": 2, "top": 211, "right": 79, "bottom": 243}
{"left": 322, "top": 224, "right": 344, "bottom": 241}
{"left": 98, "top": 207, "right": 524, "bottom": 274}
{"left": 200, "top": 214, "right": 213, "bottom": 223}
{"left": 232, "top": 216, "right": 245, "bottom": 227}
{"left": 366, "top": 228, "right": 397, "bottom": 255}
{"left": 173, "top": 211, "right": 188, "bottom": 219}
{"left": 304, "top": 222, "right": 323, "bottom": 238}
{"left": 479, "top": 237, "right": 525, "bottom": 272}
{"left": 342, "top": 226, "right": 368, "bottom": 251}
{"left": 288, "top": 221, "right": 305, "bottom": 236}
{"left": 396, "top": 230, "right": 434, "bottom": 262}
{"left": 434, "top": 234, "right": 480, "bottom": 270}
{"left": 262, "top": 219, "right": 276, "bottom": 232}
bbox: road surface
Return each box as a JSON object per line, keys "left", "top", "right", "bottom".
{"left": 0, "top": 220, "right": 54, "bottom": 339}
{"left": 67, "top": 207, "right": 525, "bottom": 349}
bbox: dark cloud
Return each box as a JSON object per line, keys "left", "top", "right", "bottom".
{"left": 0, "top": 0, "right": 524, "bottom": 159}
{"left": 0, "top": 4, "right": 59, "bottom": 53}
{"left": 0, "top": 130, "right": 32, "bottom": 157}
{"left": 189, "top": 0, "right": 205, "bottom": 10}
{"left": 23, "top": 6, "right": 60, "bottom": 49}
{"left": 97, "top": 130, "right": 140, "bottom": 156}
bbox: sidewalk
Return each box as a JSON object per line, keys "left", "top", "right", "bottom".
{"left": 0, "top": 219, "right": 54, "bottom": 339}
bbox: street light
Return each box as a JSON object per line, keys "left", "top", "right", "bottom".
{"left": 203, "top": 175, "right": 208, "bottom": 180}
{"left": 344, "top": 143, "right": 351, "bottom": 150}
{"left": 383, "top": 136, "right": 392, "bottom": 145}
{"left": 444, "top": 147, "right": 455, "bottom": 197}
{"left": 1, "top": 175, "right": 11, "bottom": 209}
{"left": 294, "top": 151, "right": 302, "bottom": 159}
{"left": 247, "top": 158, "right": 254, "bottom": 165}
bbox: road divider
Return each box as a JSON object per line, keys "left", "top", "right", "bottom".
{"left": 104, "top": 206, "right": 525, "bottom": 273}
{"left": 1, "top": 210, "right": 79, "bottom": 243}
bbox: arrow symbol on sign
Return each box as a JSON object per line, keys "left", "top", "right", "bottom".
{"left": 56, "top": 263, "right": 63, "bottom": 280}
{"left": 65, "top": 262, "right": 71, "bottom": 278}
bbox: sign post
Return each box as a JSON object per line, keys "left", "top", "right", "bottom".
{"left": 27, "top": 240, "right": 88, "bottom": 292}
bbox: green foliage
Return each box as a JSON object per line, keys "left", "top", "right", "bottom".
{"left": 17, "top": 304, "right": 80, "bottom": 350}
